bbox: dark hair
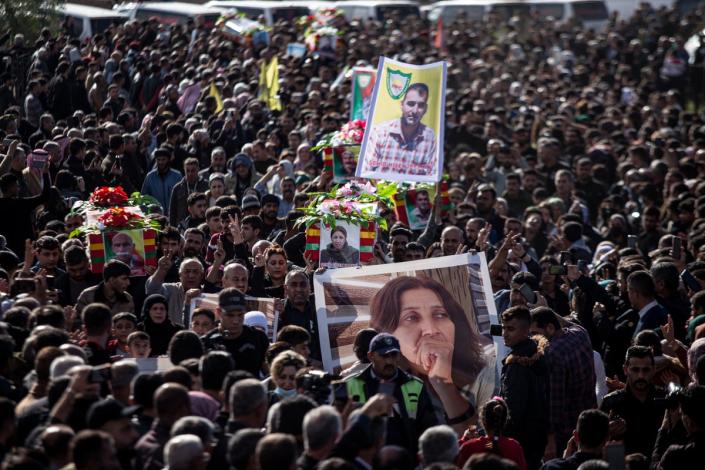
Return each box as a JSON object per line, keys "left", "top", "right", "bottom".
{"left": 624, "top": 345, "right": 655, "bottom": 367}
{"left": 501, "top": 305, "right": 531, "bottom": 326}
{"left": 168, "top": 330, "right": 205, "bottom": 366}
{"left": 511, "top": 271, "right": 538, "bottom": 291}
{"left": 191, "top": 308, "right": 215, "bottom": 323}
{"left": 160, "top": 226, "right": 181, "bottom": 242}
{"left": 634, "top": 330, "right": 662, "bottom": 356}
{"left": 561, "top": 222, "right": 583, "bottom": 243}
{"left": 102, "top": 259, "right": 130, "bottom": 281}
{"left": 113, "top": 312, "right": 138, "bottom": 326}
{"left": 187, "top": 192, "right": 207, "bottom": 207}
{"left": 529, "top": 307, "right": 561, "bottom": 330}
{"left": 627, "top": 271, "right": 655, "bottom": 298}
{"left": 200, "top": 351, "right": 235, "bottom": 391}
{"left": 650, "top": 262, "right": 680, "bottom": 294}
{"left": 403, "top": 82, "right": 430, "bottom": 101}
{"left": 480, "top": 398, "right": 508, "bottom": 454}
{"left": 353, "top": 328, "right": 378, "bottom": 362}
{"left": 369, "top": 276, "right": 485, "bottom": 386}
{"left": 82, "top": 303, "right": 112, "bottom": 336}
{"left": 268, "top": 395, "right": 317, "bottom": 436}
{"left": 132, "top": 372, "right": 165, "bottom": 409}
{"left": 277, "top": 325, "right": 310, "bottom": 346}
{"left": 576, "top": 409, "right": 609, "bottom": 448}
{"left": 206, "top": 206, "right": 222, "bottom": 220}
{"left": 228, "top": 429, "right": 265, "bottom": 470}
{"left": 161, "top": 367, "right": 193, "bottom": 390}
{"left": 241, "top": 215, "right": 263, "bottom": 232}
{"left": 257, "top": 433, "right": 298, "bottom": 470}
{"left": 64, "top": 245, "right": 88, "bottom": 265}
{"left": 34, "top": 236, "right": 60, "bottom": 252}
{"left": 266, "top": 341, "right": 293, "bottom": 367}
{"left": 71, "top": 430, "right": 114, "bottom": 470}
{"left": 31, "top": 305, "right": 65, "bottom": 329}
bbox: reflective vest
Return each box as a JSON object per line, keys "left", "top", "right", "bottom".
{"left": 346, "top": 376, "right": 423, "bottom": 419}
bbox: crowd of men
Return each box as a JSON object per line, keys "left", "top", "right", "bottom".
{"left": 2, "top": 2, "right": 705, "bottom": 469}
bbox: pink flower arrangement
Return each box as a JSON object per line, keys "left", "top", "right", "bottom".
{"left": 319, "top": 199, "right": 362, "bottom": 218}
{"left": 335, "top": 181, "right": 376, "bottom": 198}
{"left": 338, "top": 120, "right": 366, "bottom": 145}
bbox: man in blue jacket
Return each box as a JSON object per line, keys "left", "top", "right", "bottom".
{"left": 141, "top": 147, "right": 181, "bottom": 215}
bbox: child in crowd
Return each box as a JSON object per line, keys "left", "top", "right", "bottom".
{"left": 125, "top": 331, "right": 152, "bottom": 358}
{"left": 108, "top": 312, "right": 138, "bottom": 357}
{"left": 190, "top": 308, "right": 216, "bottom": 336}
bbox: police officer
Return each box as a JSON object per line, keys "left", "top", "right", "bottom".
{"left": 342, "top": 333, "right": 438, "bottom": 452}
{"left": 202, "top": 287, "right": 269, "bottom": 377}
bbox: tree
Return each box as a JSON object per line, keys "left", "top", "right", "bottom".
{"left": 0, "top": 0, "right": 63, "bottom": 41}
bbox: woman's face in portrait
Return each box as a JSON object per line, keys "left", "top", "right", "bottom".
{"left": 331, "top": 230, "right": 346, "bottom": 250}
{"left": 393, "top": 288, "right": 455, "bottom": 381}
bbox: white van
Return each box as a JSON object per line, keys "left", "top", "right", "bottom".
{"left": 427, "top": 0, "right": 609, "bottom": 30}
{"left": 56, "top": 3, "right": 127, "bottom": 41}
{"left": 334, "top": 1, "right": 421, "bottom": 22}
{"left": 114, "top": 2, "right": 224, "bottom": 28}
{"left": 607, "top": 0, "right": 674, "bottom": 20}
{"left": 206, "top": 1, "right": 314, "bottom": 25}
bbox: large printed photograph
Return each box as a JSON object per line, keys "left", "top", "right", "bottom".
{"left": 356, "top": 57, "right": 447, "bottom": 183}
{"left": 314, "top": 253, "right": 499, "bottom": 410}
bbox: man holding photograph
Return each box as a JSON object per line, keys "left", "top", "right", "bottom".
{"left": 363, "top": 83, "right": 437, "bottom": 176}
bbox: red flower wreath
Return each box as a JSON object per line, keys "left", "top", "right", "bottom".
{"left": 97, "top": 208, "right": 141, "bottom": 229}
{"left": 89, "top": 186, "right": 129, "bottom": 208}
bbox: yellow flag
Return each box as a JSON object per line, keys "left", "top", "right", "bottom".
{"left": 259, "top": 57, "right": 281, "bottom": 111}
{"left": 209, "top": 82, "right": 223, "bottom": 114}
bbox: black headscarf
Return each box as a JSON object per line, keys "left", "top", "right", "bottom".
{"left": 138, "top": 294, "right": 182, "bottom": 357}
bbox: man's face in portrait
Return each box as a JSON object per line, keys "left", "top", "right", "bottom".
{"left": 401, "top": 88, "right": 428, "bottom": 127}
{"left": 416, "top": 192, "right": 431, "bottom": 212}
{"left": 111, "top": 233, "right": 135, "bottom": 263}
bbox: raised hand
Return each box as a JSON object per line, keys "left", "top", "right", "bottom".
{"left": 157, "top": 251, "right": 175, "bottom": 271}
{"left": 213, "top": 237, "right": 226, "bottom": 265}
{"left": 476, "top": 223, "right": 492, "bottom": 250}
{"left": 304, "top": 252, "right": 317, "bottom": 273}
{"left": 228, "top": 214, "right": 244, "bottom": 245}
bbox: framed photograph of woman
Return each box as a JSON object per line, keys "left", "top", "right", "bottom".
{"left": 319, "top": 222, "right": 361, "bottom": 268}
{"left": 313, "top": 253, "right": 501, "bottom": 412}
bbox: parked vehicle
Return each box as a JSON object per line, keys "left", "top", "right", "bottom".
{"left": 56, "top": 3, "right": 127, "bottom": 41}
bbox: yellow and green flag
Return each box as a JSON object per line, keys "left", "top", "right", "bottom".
{"left": 259, "top": 57, "right": 281, "bottom": 111}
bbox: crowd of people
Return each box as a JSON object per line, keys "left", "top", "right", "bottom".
{"left": 2, "top": 2, "right": 705, "bottom": 469}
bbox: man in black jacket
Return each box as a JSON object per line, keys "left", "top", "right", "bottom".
{"left": 500, "top": 306, "right": 550, "bottom": 470}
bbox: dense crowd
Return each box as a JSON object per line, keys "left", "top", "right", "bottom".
{"left": 2, "top": 2, "right": 705, "bottom": 469}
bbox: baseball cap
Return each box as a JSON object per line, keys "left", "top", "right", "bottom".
{"left": 87, "top": 398, "right": 140, "bottom": 429}
{"left": 218, "top": 287, "right": 247, "bottom": 312}
{"left": 369, "top": 333, "right": 401, "bottom": 355}
{"left": 241, "top": 194, "right": 261, "bottom": 210}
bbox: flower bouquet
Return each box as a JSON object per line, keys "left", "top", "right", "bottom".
{"left": 89, "top": 186, "right": 128, "bottom": 207}
{"left": 74, "top": 186, "right": 161, "bottom": 215}
{"left": 313, "top": 119, "right": 366, "bottom": 151}
{"left": 299, "top": 181, "right": 397, "bottom": 265}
